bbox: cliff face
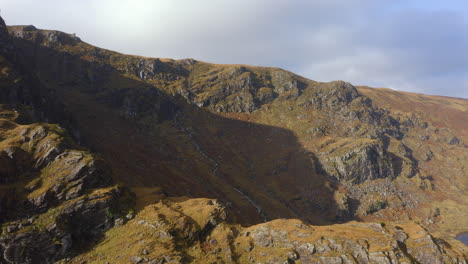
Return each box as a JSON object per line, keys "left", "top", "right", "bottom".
{"left": 0, "top": 18, "right": 134, "bottom": 263}
{"left": 0, "top": 16, "right": 466, "bottom": 263}
{"left": 0, "top": 100, "right": 133, "bottom": 264}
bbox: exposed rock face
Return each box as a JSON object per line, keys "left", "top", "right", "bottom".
{"left": 27, "top": 150, "right": 113, "bottom": 210}
{"left": 243, "top": 220, "right": 467, "bottom": 264}
{"left": 121, "top": 58, "right": 302, "bottom": 113}
{"left": 0, "top": 107, "right": 134, "bottom": 264}
{"left": 1, "top": 187, "right": 127, "bottom": 263}
{"left": 320, "top": 139, "right": 394, "bottom": 183}
{"left": 65, "top": 198, "right": 467, "bottom": 264}
{"left": 8, "top": 25, "right": 80, "bottom": 48}
{"left": 186, "top": 66, "right": 302, "bottom": 113}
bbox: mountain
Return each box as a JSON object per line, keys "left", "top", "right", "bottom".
{"left": 0, "top": 16, "right": 466, "bottom": 263}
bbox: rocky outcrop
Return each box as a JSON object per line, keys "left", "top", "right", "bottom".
{"left": 319, "top": 139, "right": 394, "bottom": 183}
{"left": 298, "top": 81, "right": 401, "bottom": 138}
{"left": 27, "top": 150, "right": 114, "bottom": 210}
{"left": 133, "top": 58, "right": 186, "bottom": 82}
{"left": 65, "top": 198, "right": 467, "bottom": 264}
{"left": 243, "top": 221, "right": 466, "bottom": 264}
{"left": 186, "top": 66, "right": 302, "bottom": 113}
{"left": 0, "top": 106, "right": 134, "bottom": 263}
{"left": 8, "top": 25, "right": 81, "bottom": 48}
{"left": 0, "top": 187, "right": 127, "bottom": 264}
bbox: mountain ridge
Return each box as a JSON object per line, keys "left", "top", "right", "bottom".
{"left": 0, "top": 17, "right": 467, "bottom": 263}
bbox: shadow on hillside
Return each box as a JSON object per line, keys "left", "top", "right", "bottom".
{"left": 10, "top": 35, "right": 354, "bottom": 228}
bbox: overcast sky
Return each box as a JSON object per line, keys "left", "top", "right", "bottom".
{"left": 1, "top": 0, "right": 467, "bottom": 98}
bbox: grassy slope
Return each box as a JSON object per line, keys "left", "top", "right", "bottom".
{"left": 358, "top": 87, "right": 468, "bottom": 141}
{"left": 359, "top": 87, "right": 468, "bottom": 241}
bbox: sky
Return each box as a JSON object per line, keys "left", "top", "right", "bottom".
{"left": 1, "top": 0, "right": 467, "bottom": 98}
